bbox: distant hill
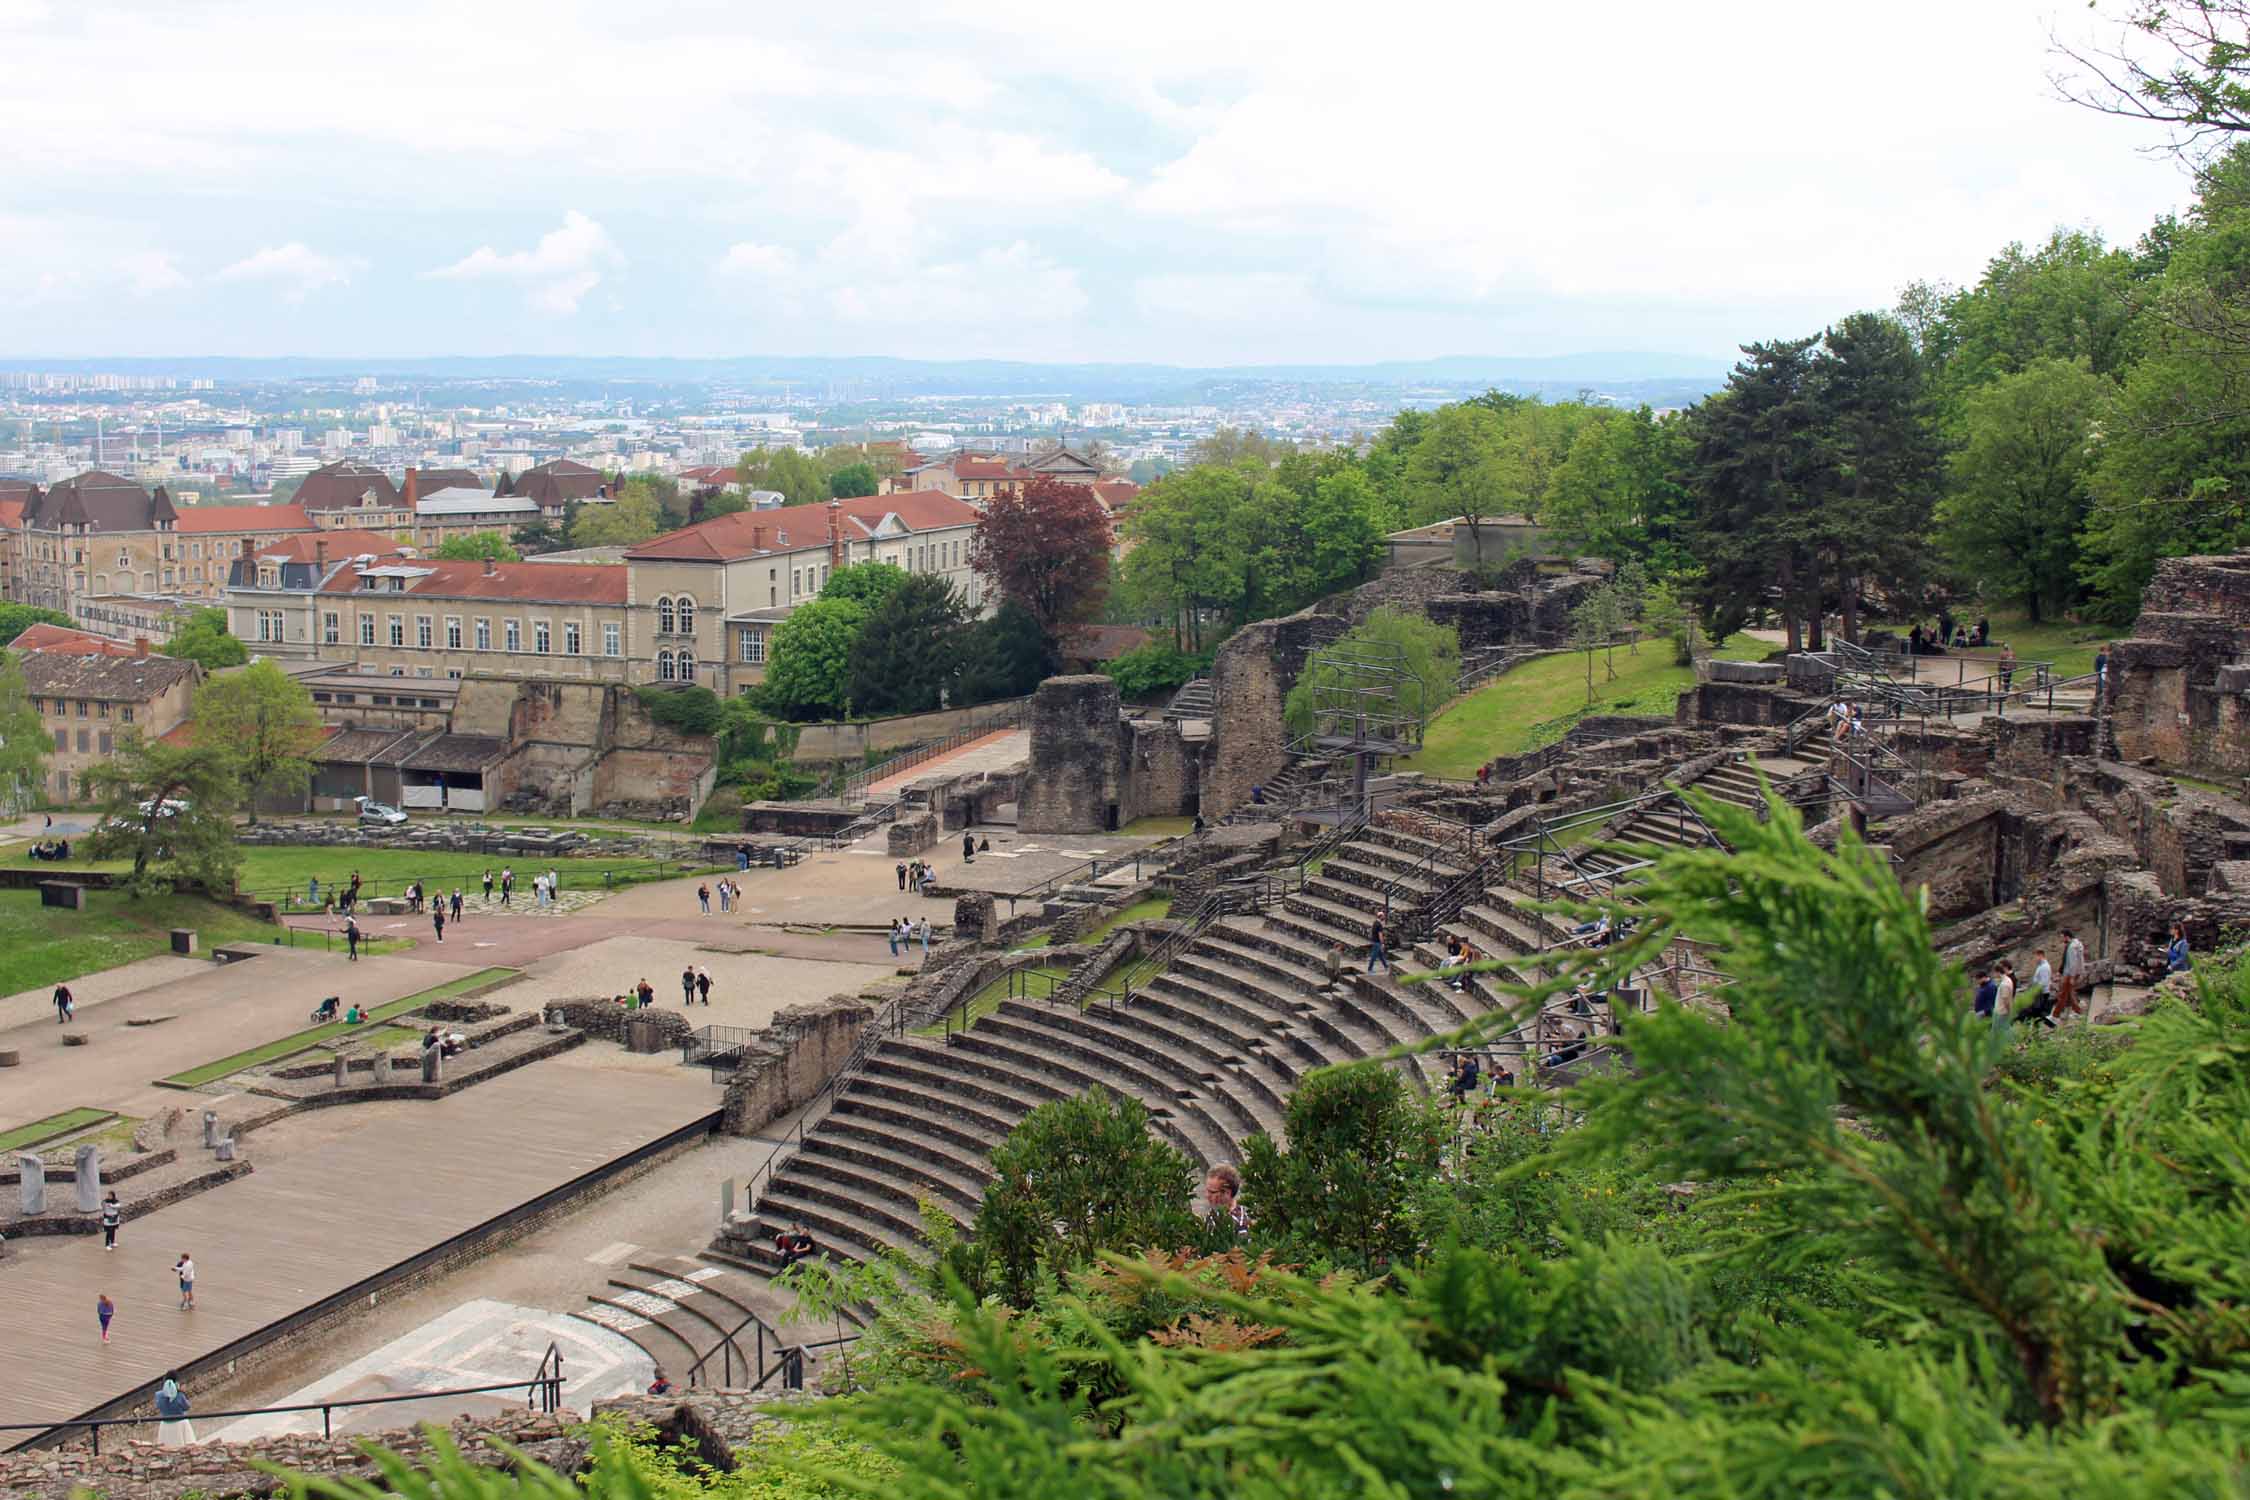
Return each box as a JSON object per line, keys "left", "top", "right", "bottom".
{"left": 0, "top": 351, "right": 1731, "bottom": 399}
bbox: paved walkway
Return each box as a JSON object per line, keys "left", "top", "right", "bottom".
{"left": 0, "top": 1053, "right": 715, "bottom": 1430}
{"left": 863, "top": 729, "right": 1028, "bottom": 797}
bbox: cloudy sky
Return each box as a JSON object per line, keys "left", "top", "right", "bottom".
{"left": 0, "top": 0, "right": 2199, "bottom": 365}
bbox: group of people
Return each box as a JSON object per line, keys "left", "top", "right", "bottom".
{"left": 695, "top": 878, "right": 746, "bottom": 913}
{"left": 1971, "top": 928, "right": 2092, "bottom": 1025}
{"left": 895, "top": 859, "right": 941, "bottom": 895}
{"left": 422, "top": 1025, "right": 466, "bottom": 1059}
{"left": 680, "top": 965, "right": 714, "bottom": 1005}
{"left": 888, "top": 916, "right": 932, "bottom": 957}
{"left": 25, "top": 837, "right": 72, "bottom": 861}
{"left": 1907, "top": 616, "right": 1991, "bottom": 655}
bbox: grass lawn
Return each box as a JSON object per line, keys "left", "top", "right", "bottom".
{"left": 1081, "top": 896, "right": 1172, "bottom": 946}
{"left": 1404, "top": 634, "right": 1770, "bottom": 780}
{"left": 0, "top": 888, "right": 282, "bottom": 997}
{"left": 1120, "top": 815, "right": 1196, "bottom": 837}
{"left": 1968, "top": 609, "right": 2111, "bottom": 679}
{"left": 78, "top": 846, "right": 720, "bottom": 909}
{"left": 0, "top": 1108, "right": 115, "bottom": 1153}
{"left": 159, "top": 966, "right": 519, "bottom": 1088}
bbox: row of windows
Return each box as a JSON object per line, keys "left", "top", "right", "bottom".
{"left": 654, "top": 594, "right": 697, "bottom": 635}
{"left": 54, "top": 728, "right": 114, "bottom": 754}
{"left": 34, "top": 699, "right": 135, "bottom": 723}
{"left": 325, "top": 612, "right": 619, "bottom": 658}
{"left": 654, "top": 650, "right": 697, "bottom": 681}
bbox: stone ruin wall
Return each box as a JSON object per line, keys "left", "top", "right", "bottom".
{"left": 2109, "top": 555, "right": 2250, "bottom": 777}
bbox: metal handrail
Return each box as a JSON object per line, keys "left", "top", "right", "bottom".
{"left": 2, "top": 1344, "right": 564, "bottom": 1455}
{"left": 742, "top": 995, "right": 904, "bottom": 1212}
{"left": 841, "top": 699, "right": 1027, "bottom": 799}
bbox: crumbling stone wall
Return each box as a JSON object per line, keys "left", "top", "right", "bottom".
{"left": 719, "top": 994, "right": 875, "bottom": 1136}
{"left": 1204, "top": 609, "right": 1345, "bottom": 818}
{"left": 2109, "top": 553, "right": 2250, "bottom": 775}
{"left": 0, "top": 1409, "right": 578, "bottom": 1500}
{"left": 452, "top": 677, "right": 717, "bottom": 820}
{"left": 1020, "top": 675, "right": 1130, "bottom": 833}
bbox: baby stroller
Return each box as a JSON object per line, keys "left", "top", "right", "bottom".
{"left": 310, "top": 995, "right": 342, "bottom": 1023}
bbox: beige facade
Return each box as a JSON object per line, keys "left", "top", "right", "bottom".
{"left": 21, "top": 648, "right": 202, "bottom": 804}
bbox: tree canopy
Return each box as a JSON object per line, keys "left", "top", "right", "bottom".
{"left": 0, "top": 649, "right": 50, "bottom": 811}
{"left": 81, "top": 738, "right": 242, "bottom": 895}
{"left": 759, "top": 597, "right": 868, "bottom": 720}
{"left": 567, "top": 482, "right": 664, "bottom": 548}
{"left": 970, "top": 476, "right": 1112, "bottom": 636}
{"left": 847, "top": 574, "right": 970, "bottom": 715}
{"left": 431, "top": 531, "right": 520, "bottom": 562}
{"left": 0, "top": 603, "right": 71, "bottom": 648}
{"left": 191, "top": 661, "right": 324, "bottom": 824}
{"left": 161, "top": 607, "right": 248, "bottom": 669}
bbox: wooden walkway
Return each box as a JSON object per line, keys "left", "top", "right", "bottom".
{"left": 0, "top": 1056, "right": 717, "bottom": 1437}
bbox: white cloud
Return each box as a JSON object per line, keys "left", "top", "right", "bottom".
{"left": 832, "top": 241, "right": 1087, "bottom": 326}
{"left": 715, "top": 242, "right": 798, "bottom": 278}
{"left": 426, "top": 210, "right": 621, "bottom": 315}
{"left": 120, "top": 250, "right": 189, "bottom": 296}
{"left": 215, "top": 242, "right": 364, "bottom": 300}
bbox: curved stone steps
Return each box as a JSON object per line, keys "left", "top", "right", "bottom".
{"left": 830, "top": 1095, "right": 1010, "bottom": 1160}
{"left": 771, "top": 1153, "right": 964, "bottom": 1241}
{"left": 818, "top": 1114, "right": 996, "bottom": 1198}
{"left": 798, "top": 1132, "right": 985, "bottom": 1218}
{"left": 1002, "top": 999, "right": 1293, "bottom": 1141}
{"left": 844, "top": 1072, "right": 1025, "bottom": 1147}
{"left": 570, "top": 1303, "right": 698, "bottom": 1372}
{"left": 580, "top": 1291, "right": 716, "bottom": 1376}
{"left": 753, "top": 1184, "right": 937, "bottom": 1265}
{"left": 954, "top": 1018, "right": 1239, "bottom": 1166}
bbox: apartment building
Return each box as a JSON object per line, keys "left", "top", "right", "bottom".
{"left": 623, "top": 490, "right": 984, "bottom": 692}
{"left": 20, "top": 644, "right": 202, "bottom": 804}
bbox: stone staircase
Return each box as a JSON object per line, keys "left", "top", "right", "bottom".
{"left": 1162, "top": 677, "right": 1216, "bottom": 720}
{"left": 568, "top": 1254, "right": 855, "bottom": 1387}
{"left": 711, "top": 821, "right": 1483, "bottom": 1274}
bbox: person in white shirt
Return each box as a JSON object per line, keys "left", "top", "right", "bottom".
{"left": 1993, "top": 961, "right": 2016, "bottom": 1018}
{"left": 2059, "top": 929, "right": 2086, "bottom": 1018}
{"left": 2028, "top": 950, "right": 2052, "bottom": 999}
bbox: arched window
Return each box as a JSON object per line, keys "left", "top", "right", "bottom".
{"left": 656, "top": 651, "right": 676, "bottom": 682}
{"left": 677, "top": 652, "right": 695, "bottom": 682}
{"left": 657, "top": 596, "right": 676, "bottom": 634}
{"left": 676, "top": 596, "right": 695, "bottom": 635}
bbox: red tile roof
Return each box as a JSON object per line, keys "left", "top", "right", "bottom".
{"left": 12, "top": 622, "right": 138, "bottom": 657}
{"left": 624, "top": 490, "right": 981, "bottom": 562}
{"left": 681, "top": 465, "right": 738, "bottom": 486}
{"left": 1092, "top": 481, "right": 1141, "bottom": 511}
{"left": 172, "top": 503, "right": 314, "bottom": 533}
{"left": 952, "top": 460, "right": 1031, "bottom": 481}
{"left": 0, "top": 499, "right": 23, "bottom": 530}
{"left": 315, "top": 557, "right": 629, "bottom": 604}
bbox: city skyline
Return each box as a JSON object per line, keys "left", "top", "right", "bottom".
{"left": 0, "top": 0, "right": 2198, "bottom": 364}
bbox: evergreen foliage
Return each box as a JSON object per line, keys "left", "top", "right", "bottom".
{"left": 1281, "top": 607, "right": 1459, "bottom": 740}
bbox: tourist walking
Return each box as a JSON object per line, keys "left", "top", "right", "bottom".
{"left": 96, "top": 1293, "right": 114, "bottom": 1343}
{"left": 501, "top": 867, "right": 514, "bottom": 906}
{"left": 635, "top": 978, "right": 655, "bottom": 1009}
{"left": 1366, "top": 918, "right": 1393, "bottom": 974}
{"left": 54, "top": 983, "right": 73, "bottom": 1024}
{"left": 101, "top": 1190, "right": 121, "bottom": 1251}
{"left": 886, "top": 919, "right": 900, "bottom": 957}
{"left": 2095, "top": 649, "right": 2109, "bottom": 700}
{"left": 1972, "top": 968, "right": 1998, "bottom": 1020}
{"left": 2059, "top": 928, "right": 2087, "bottom": 1018}
{"left": 2167, "top": 923, "right": 2193, "bottom": 974}
{"left": 1993, "top": 960, "right": 2017, "bottom": 1019}
{"left": 917, "top": 916, "right": 930, "bottom": 955}
{"left": 896, "top": 860, "right": 908, "bottom": 891}
{"left": 308, "top": 876, "right": 319, "bottom": 907}
{"left": 695, "top": 966, "right": 712, "bottom": 1005}
{"left": 680, "top": 966, "right": 697, "bottom": 1006}
{"left": 2028, "top": 948, "right": 2052, "bottom": 1002}
{"left": 346, "top": 871, "right": 362, "bottom": 913}
{"left": 450, "top": 888, "right": 463, "bottom": 924}
{"left": 697, "top": 883, "right": 711, "bottom": 915}
{"left": 546, "top": 868, "right": 559, "bottom": 900}
{"left": 962, "top": 831, "right": 976, "bottom": 863}
{"left": 173, "top": 1252, "right": 195, "bottom": 1310}
{"left": 154, "top": 1374, "right": 193, "bottom": 1446}
{"left": 482, "top": 868, "right": 495, "bottom": 902}
{"left": 1999, "top": 644, "right": 2016, "bottom": 693}
{"left": 432, "top": 904, "right": 446, "bottom": 943}
{"left": 345, "top": 917, "right": 362, "bottom": 961}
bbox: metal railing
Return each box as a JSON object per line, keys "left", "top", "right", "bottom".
{"left": 1, "top": 1345, "right": 564, "bottom": 1455}
{"left": 740, "top": 996, "right": 905, "bottom": 1213}
{"left": 251, "top": 858, "right": 732, "bottom": 914}
{"left": 841, "top": 699, "right": 1028, "bottom": 800}
{"left": 687, "top": 1325, "right": 859, "bottom": 1392}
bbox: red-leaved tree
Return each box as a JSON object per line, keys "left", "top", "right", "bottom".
{"left": 970, "top": 476, "right": 1113, "bottom": 635}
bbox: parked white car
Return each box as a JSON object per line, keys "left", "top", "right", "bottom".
{"left": 354, "top": 797, "right": 409, "bottom": 826}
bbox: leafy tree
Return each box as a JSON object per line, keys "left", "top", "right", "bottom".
{"left": 633, "top": 683, "right": 724, "bottom": 736}
{"left": 761, "top": 597, "right": 868, "bottom": 720}
{"left": 1570, "top": 584, "right": 1615, "bottom": 700}
{"left": 820, "top": 561, "right": 908, "bottom": 610}
{"left": 1546, "top": 407, "right": 1694, "bottom": 569}
{"left": 737, "top": 446, "right": 830, "bottom": 506}
{"left": 1933, "top": 230, "right": 2144, "bottom": 396}
{"left": 431, "top": 530, "right": 519, "bottom": 562}
{"left": 567, "top": 482, "right": 663, "bottom": 548}
{"left": 623, "top": 471, "right": 685, "bottom": 523}
{"left": 689, "top": 486, "right": 751, "bottom": 523}
{"left": 82, "top": 737, "right": 241, "bottom": 895}
{"left": 1240, "top": 1066, "right": 1441, "bottom": 1272}
{"left": 192, "top": 661, "right": 323, "bottom": 824}
{"left": 2055, "top": 0, "right": 2250, "bottom": 153}
{"left": 0, "top": 604, "right": 71, "bottom": 648}
{"left": 945, "top": 1086, "right": 1198, "bottom": 1309}
{"left": 1404, "top": 402, "right": 1521, "bottom": 564}
{"left": 267, "top": 473, "right": 305, "bottom": 505}
{"left": 971, "top": 476, "right": 1112, "bottom": 636}
{"left": 509, "top": 516, "right": 565, "bottom": 555}
{"left": 1119, "top": 465, "right": 1248, "bottom": 650}
{"left": 848, "top": 574, "right": 970, "bottom": 715}
{"left": 1188, "top": 427, "right": 1295, "bottom": 467}
{"left": 828, "top": 461, "right": 880, "bottom": 499}
{"left": 955, "top": 600, "right": 1061, "bottom": 703}
{"left": 1939, "top": 358, "right": 2109, "bottom": 621}
{"left": 1283, "top": 606, "right": 1459, "bottom": 739}
{"left": 1104, "top": 643, "right": 1211, "bottom": 700}
{"left": 0, "top": 649, "right": 50, "bottom": 810}
{"left": 161, "top": 607, "right": 248, "bottom": 669}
